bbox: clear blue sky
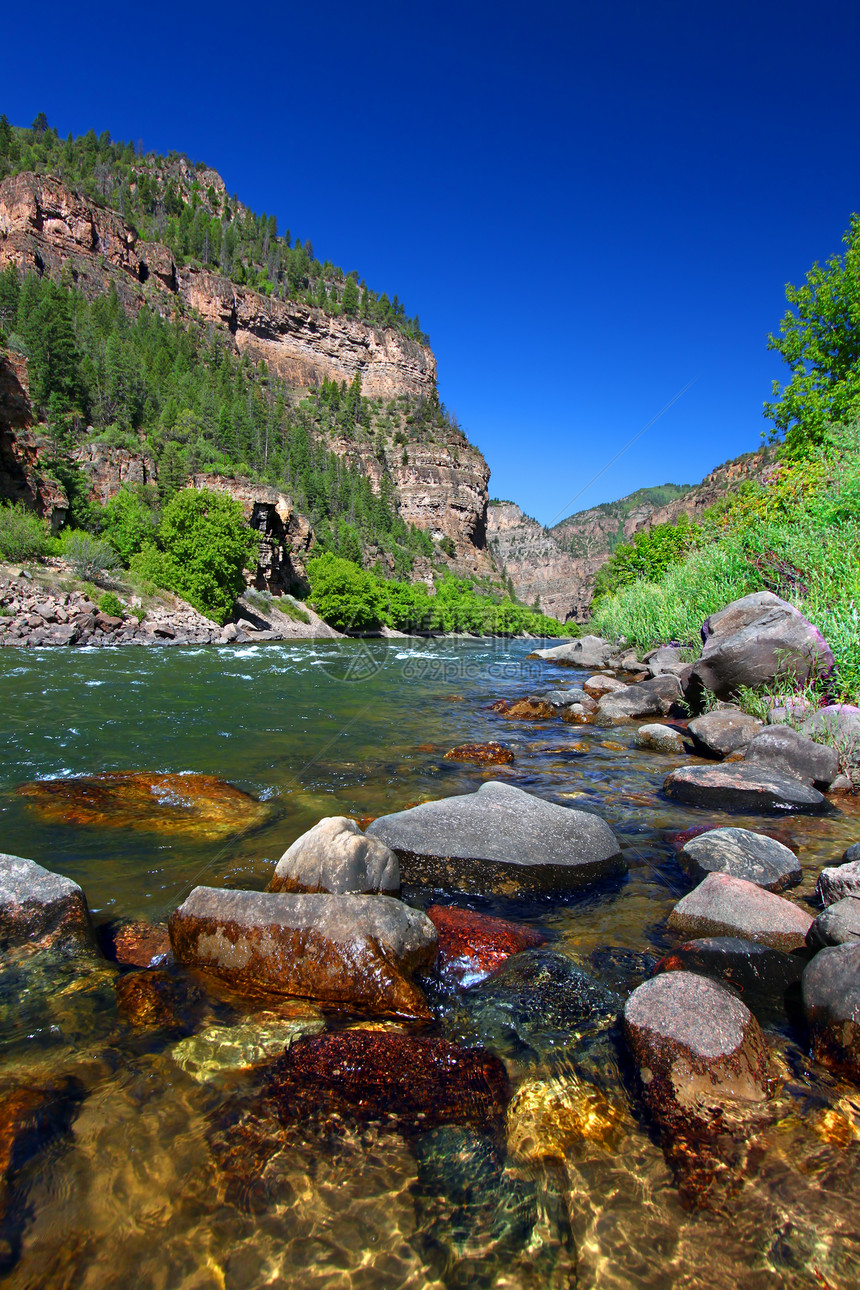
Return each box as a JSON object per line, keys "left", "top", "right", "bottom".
{"left": 4, "top": 1, "right": 859, "bottom": 525}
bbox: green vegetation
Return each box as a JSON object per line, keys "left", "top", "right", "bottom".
{"left": 130, "top": 489, "right": 256, "bottom": 624}
{"left": 0, "top": 113, "right": 427, "bottom": 342}
{"left": 554, "top": 483, "right": 692, "bottom": 556}
{"left": 0, "top": 501, "right": 50, "bottom": 562}
{"left": 98, "top": 591, "right": 124, "bottom": 618}
{"left": 590, "top": 513, "right": 700, "bottom": 605}
{"left": 59, "top": 530, "right": 121, "bottom": 582}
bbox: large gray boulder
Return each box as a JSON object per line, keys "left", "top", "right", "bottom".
{"left": 663, "top": 763, "right": 828, "bottom": 813}
{"left": 646, "top": 646, "right": 686, "bottom": 677}
{"left": 366, "top": 781, "right": 625, "bottom": 895}
{"left": 269, "top": 816, "right": 399, "bottom": 895}
{"left": 744, "top": 726, "right": 839, "bottom": 789}
{"left": 677, "top": 827, "right": 801, "bottom": 893}
{"left": 595, "top": 674, "right": 682, "bottom": 723}
{"left": 802, "top": 942, "right": 860, "bottom": 1081}
{"left": 687, "top": 708, "right": 764, "bottom": 758}
{"left": 530, "top": 635, "right": 612, "bottom": 668}
{"left": 817, "top": 859, "right": 860, "bottom": 907}
{"left": 622, "top": 972, "right": 770, "bottom": 1135}
{"left": 690, "top": 592, "right": 833, "bottom": 701}
{"left": 807, "top": 896, "right": 860, "bottom": 949}
{"left": 668, "top": 871, "right": 813, "bottom": 950}
{"left": 0, "top": 853, "right": 94, "bottom": 953}
{"left": 169, "top": 888, "right": 437, "bottom": 1018}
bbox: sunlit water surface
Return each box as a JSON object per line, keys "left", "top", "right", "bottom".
{"left": 1, "top": 639, "right": 859, "bottom": 1288}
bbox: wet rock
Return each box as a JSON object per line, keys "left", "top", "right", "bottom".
{"left": 114, "top": 969, "right": 198, "bottom": 1031}
{"left": 535, "top": 687, "right": 591, "bottom": 707}
{"left": 687, "top": 708, "right": 764, "bottom": 757}
{"left": 653, "top": 936, "right": 806, "bottom": 1002}
{"left": 169, "top": 888, "right": 437, "bottom": 1018}
{"left": 634, "top": 723, "right": 686, "bottom": 753}
{"left": 817, "top": 859, "right": 860, "bottom": 907}
{"left": 802, "top": 942, "right": 860, "bottom": 1080}
{"left": 0, "top": 853, "right": 94, "bottom": 954}
{"left": 506, "top": 1074, "right": 625, "bottom": 1164}
{"left": 559, "top": 699, "right": 598, "bottom": 721}
{"left": 595, "top": 674, "right": 682, "bottom": 723}
{"left": 16, "top": 772, "right": 275, "bottom": 841}
{"left": 426, "top": 904, "right": 546, "bottom": 986}
{"left": 269, "top": 816, "right": 399, "bottom": 895}
{"left": 531, "top": 635, "right": 612, "bottom": 668}
{"left": 443, "top": 742, "right": 515, "bottom": 766}
{"left": 807, "top": 897, "right": 860, "bottom": 948}
{"left": 677, "top": 826, "right": 801, "bottom": 893}
{"left": 583, "top": 674, "right": 625, "bottom": 698}
{"left": 744, "top": 725, "right": 839, "bottom": 789}
{"left": 844, "top": 842, "right": 860, "bottom": 864}
{"left": 623, "top": 972, "right": 770, "bottom": 1137}
{"left": 668, "top": 872, "right": 813, "bottom": 950}
{"left": 98, "top": 919, "right": 172, "bottom": 967}
{"left": 503, "top": 698, "right": 558, "bottom": 720}
{"left": 267, "top": 1031, "right": 510, "bottom": 1133}
{"left": 366, "top": 781, "right": 625, "bottom": 896}
{"left": 690, "top": 592, "right": 834, "bottom": 700}
{"left": 171, "top": 1007, "right": 325, "bottom": 1082}
{"left": 663, "top": 763, "right": 828, "bottom": 813}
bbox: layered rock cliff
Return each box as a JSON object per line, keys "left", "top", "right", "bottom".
{"left": 0, "top": 353, "right": 67, "bottom": 525}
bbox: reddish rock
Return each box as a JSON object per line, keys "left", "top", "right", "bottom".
{"left": 114, "top": 970, "right": 195, "bottom": 1030}
{"left": 488, "top": 700, "right": 510, "bottom": 713}
{"left": 504, "top": 699, "right": 558, "bottom": 721}
{"left": 427, "top": 904, "right": 546, "bottom": 984}
{"left": 267, "top": 1031, "right": 510, "bottom": 1132}
{"left": 99, "top": 919, "right": 172, "bottom": 968}
{"left": 668, "top": 872, "right": 813, "bottom": 951}
{"left": 443, "top": 742, "right": 515, "bottom": 766}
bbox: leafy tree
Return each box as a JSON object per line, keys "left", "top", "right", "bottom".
{"left": 0, "top": 502, "right": 50, "bottom": 562}
{"left": 591, "top": 513, "right": 700, "bottom": 604}
{"left": 307, "top": 552, "right": 385, "bottom": 631}
{"left": 765, "top": 214, "right": 860, "bottom": 455}
{"left": 101, "top": 487, "right": 158, "bottom": 564}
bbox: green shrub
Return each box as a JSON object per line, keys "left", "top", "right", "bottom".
{"left": 591, "top": 514, "right": 700, "bottom": 604}
{"left": 98, "top": 591, "right": 124, "bottom": 618}
{"left": 0, "top": 502, "right": 49, "bottom": 563}
{"left": 60, "top": 530, "right": 122, "bottom": 582}
{"left": 307, "top": 552, "right": 386, "bottom": 632}
{"left": 101, "top": 487, "right": 158, "bottom": 564}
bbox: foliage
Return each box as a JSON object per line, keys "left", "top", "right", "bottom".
{"left": 100, "top": 487, "right": 158, "bottom": 564}
{"left": 0, "top": 114, "right": 427, "bottom": 343}
{"left": 0, "top": 501, "right": 50, "bottom": 563}
{"left": 98, "top": 591, "right": 124, "bottom": 617}
{"left": 765, "top": 214, "right": 860, "bottom": 456}
{"left": 591, "top": 513, "right": 700, "bottom": 604}
{"left": 307, "top": 552, "right": 387, "bottom": 632}
{"left": 130, "top": 488, "right": 257, "bottom": 624}
{"left": 59, "top": 530, "right": 121, "bottom": 582}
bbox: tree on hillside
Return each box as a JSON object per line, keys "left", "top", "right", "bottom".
{"left": 765, "top": 214, "right": 860, "bottom": 454}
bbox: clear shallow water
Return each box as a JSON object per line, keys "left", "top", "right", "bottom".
{"left": 1, "top": 639, "right": 860, "bottom": 1288}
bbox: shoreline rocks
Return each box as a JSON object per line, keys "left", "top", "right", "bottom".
{"left": 595, "top": 674, "right": 682, "bottom": 723}
{"left": 0, "top": 853, "right": 95, "bottom": 955}
{"left": 663, "top": 763, "right": 828, "bottom": 814}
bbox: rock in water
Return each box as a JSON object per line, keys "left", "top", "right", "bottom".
{"left": 744, "top": 726, "right": 839, "bottom": 789}
{"left": 168, "top": 887, "right": 437, "bottom": 1018}
{"left": 266, "top": 1031, "right": 510, "bottom": 1133}
{"left": 677, "top": 827, "right": 801, "bottom": 892}
{"left": 530, "top": 635, "right": 612, "bottom": 668}
{"left": 0, "top": 853, "right": 94, "bottom": 954}
{"left": 663, "top": 763, "right": 828, "bottom": 813}
{"left": 269, "top": 816, "right": 399, "bottom": 895}
{"left": 690, "top": 592, "right": 833, "bottom": 700}
{"left": 668, "top": 872, "right": 813, "bottom": 950}
{"left": 817, "top": 859, "right": 860, "bottom": 907}
{"left": 426, "top": 904, "right": 546, "bottom": 986}
{"left": 171, "top": 1008, "right": 325, "bottom": 1082}
{"left": 623, "top": 972, "right": 770, "bottom": 1135}
{"left": 653, "top": 937, "right": 806, "bottom": 1002}
{"left": 98, "top": 919, "right": 172, "bottom": 968}
{"left": 595, "top": 675, "right": 682, "bottom": 723}
{"left": 16, "top": 772, "right": 274, "bottom": 840}
{"left": 634, "top": 724, "right": 686, "bottom": 754}
{"left": 802, "top": 942, "right": 860, "bottom": 1081}
{"left": 365, "top": 781, "right": 624, "bottom": 896}
{"left": 687, "top": 709, "right": 764, "bottom": 757}
{"left": 443, "top": 742, "right": 515, "bottom": 765}
{"left": 807, "top": 897, "right": 860, "bottom": 948}
{"left": 114, "top": 969, "right": 198, "bottom": 1032}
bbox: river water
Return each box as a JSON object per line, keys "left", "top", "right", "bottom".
{"left": 1, "top": 639, "right": 859, "bottom": 1288}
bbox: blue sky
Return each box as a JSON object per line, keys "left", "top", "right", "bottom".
{"left": 4, "top": 1, "right": 859, "bottom": 525}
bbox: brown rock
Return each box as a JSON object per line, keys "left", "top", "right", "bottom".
{"left": 668, "top": 872, "right": 813, "bottom": 950}
{"left": 583, "top": 674, "right": 626, "bottom": 697}
{"left": 266, "top": 1030, "right": 510, "bottom": 1132}
{"left": 503, "top": 698, "right": 558, "bottom": 720}
{"left": 443, "top": 742, "right": 515, "bottom": 765}
{"left": 98, "top": 919, "right": 171, "bottom": 968}
{"left": 169, "top": 887, "right": 437, "bottom": 1018}
{"left": 16, "top": 772, "right": 274, "bottom": 841}
{"left": 114, "top": 969, "right": 195, "bottom": 1031}
{"left": 0, "top": 853, "right": 94, "bottom": 954}
{"left": 427, "top": 904, "right": 546, "bottom": 984}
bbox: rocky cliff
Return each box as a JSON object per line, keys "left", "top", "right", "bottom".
{"left": 0, "top": 353, "right": 67, "bottom": 525}
{"left": 488, "top": 451, "right": 775, "bottom": 622}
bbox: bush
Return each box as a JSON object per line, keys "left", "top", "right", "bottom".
{"left": 307, "top": 552, "right": 386, "bottom": 632}
{"left": 101, "top": 487, "right": 158, "bottom": 565}
{"left": 0, "top": 502, "right": 49, "bottom": 563}
{"left": 60, "top": 530, "right": 122, "bottom": 582}
{"left": 98, "top": 591, "right": 124, "bottom": 618}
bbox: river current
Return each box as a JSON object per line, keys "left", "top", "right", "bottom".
{"left": 1, "top": 638, "right": 859, "bottom": 1288}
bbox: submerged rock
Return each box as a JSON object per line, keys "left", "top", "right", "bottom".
{"left": 687, "top": 709, "right": 764, "bottom": 757}
{"left": 802, "top": 942, "right": 860, "bottom": 1081}
{"left": 807, "top": 896, "right": 860, "bottom": 948}
{"left": 366, "top": 781, "right": 625, "bottom": 896}
{"left": 0, "top": 853, "right": 94, "bottom": 955}
{"left": 744, "top": 726, "right": 840, "bottom": 790}
{"left": 98, "top": 919, "right": 172, "bottom": 968}
{"left": 816, "top": 859, "right": 860, "bottom": 907}
{"left": 16, "top": 772, "right": 274, "bottom": 841}
{"left": 668, "top": 872, "right": 813, "bottom": 950}
{"left": 114, "top": 968, "right": 198, "bottom": 1032}
{"left": 427, "top": 904, "right": 546, "bottom": 986}
{"left": 443, "top": 742, "right": 515, "bottom": 766}
{"left": 653, "top": 936, "right": 806, "bottom": 1003}
{"left": 171, "top": 1007, "right": 325, "bottom": 1082}
{"left": 267, "top": 1031, "right": 510, "bottom": 1133}
{"left": 663, "top": 763, "right": 828, "bottom": 813}
{"left": 269, "top": 816, "right": 399, "bottom": 895}
{"left": 677, "top": 826, "right": 801, "bottom": 893}
{"left": 169, "top": 887, "right": 437, "bottom": 1018}
{"left": 622, "top": 971, "right": 770, "bottom": 1135}
{"left": 503, "top": 699, "right": 558, "bottom": 720}
{"left": 505, "top": 1074, "right": 625, "bottom": 1164}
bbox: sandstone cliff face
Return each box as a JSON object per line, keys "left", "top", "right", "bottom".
{"left": 486, "top": 502, "right": 584, "bottom": 620}
{"left": 0, "top": 173, "right": 436, "bottom": 401}
{"left": 0, "top": 353, "right": 67, "bottom": 524}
